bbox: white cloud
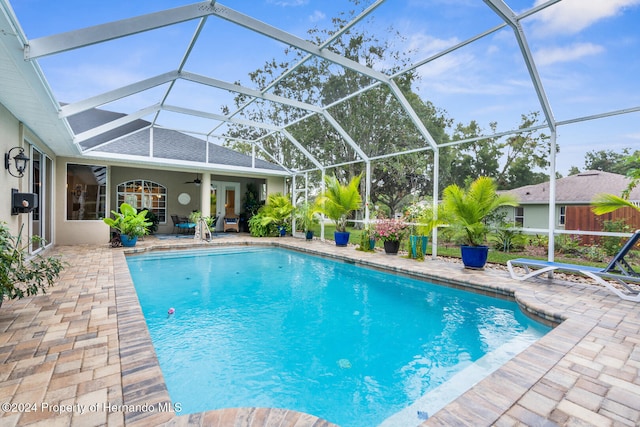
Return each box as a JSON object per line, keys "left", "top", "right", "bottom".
{"left": 406, "top": 32, "right": 460, "bottom": 58}
{"left": 534, "top": 42, "right": 604, "bottom": 66}
{"left": 532, "top": 0, "right": 640, "bottom": 35}
{"left": 267, "top": 0, "right": 308, "bottom": 6}
{"left": 309, "top": 10, "right": 325, "bottom": 23}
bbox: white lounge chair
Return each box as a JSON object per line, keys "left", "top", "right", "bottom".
{"left": 507, "top": 230, "right": 640, "bottom": 302}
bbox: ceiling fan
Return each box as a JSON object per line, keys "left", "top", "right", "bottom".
{"left": 184, "top": 174, "right": 201, "bottom": 186}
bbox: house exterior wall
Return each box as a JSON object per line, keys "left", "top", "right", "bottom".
{"left": 498, "top": 204, "right": 567, "bottom": 230}
{"left": 522, "top": 205, "right": 551, "bottom": 229}
{"left": 0, "top": 103, "right": 23, "bottom": 236}
{"left": 2, "top": 104, "right": 57, "bottom": 247}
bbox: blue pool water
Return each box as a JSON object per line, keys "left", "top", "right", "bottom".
{"left": 126, "top": 247, "right": 550, "bottom": 427}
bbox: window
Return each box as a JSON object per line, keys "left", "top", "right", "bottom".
{"left": 559, "top": 206, "right": 566, "bottom": 225}
{"left": 67, "top": 164, "right": 107, "bottom": 220}
{"left": 116, "top": 180, "right": 167, "bottom": 223}
{"left": 515, "top": 207, "right": 524, "bottom": 227}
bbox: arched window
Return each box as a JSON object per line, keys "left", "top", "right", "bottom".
{"left": 116, "top": 180, "right": 167, "bottom": 223}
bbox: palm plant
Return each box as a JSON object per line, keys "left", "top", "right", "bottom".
{"left": 442, "top": 176, "right": 519, "bottom": 247}
{"left": 295, "top": 201, "right": 319, "bottom": 232}
{"left": 591, "top": 193, "right": 640, "bottom": 215}
{"left": 315, "top": 174, "right": 363, "bottom": 233}
{"left": 258, "top": 193, "right": 295, "bottom": 231}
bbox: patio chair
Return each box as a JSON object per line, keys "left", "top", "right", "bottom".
{"left": 223, "top": 209, "right": 240, "bottom": 232}
{"left": 507, "top": 230, "right": 640, "bottom": 302}
{"left": 171, "top": 214, "right": 196, "bottom": 234}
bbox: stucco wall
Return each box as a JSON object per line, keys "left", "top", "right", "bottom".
{"left": 0, "top": 103, "right": 23, "bottom": 235}
{"left": 1, "top": 104, "right": 55, "bottom": 243}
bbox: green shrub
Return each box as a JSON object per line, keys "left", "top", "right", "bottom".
{"left": 555, "top": 234, "right": 581, "bottom": 255}
{"left": 490, "top": 225, "right": 527, "bottom": 253}
{"left": 601, "top": 219, "right": 631, "bottom": 256}
{"left": 1, "top": 222, "right": 65, "bottom": 300}
{"left": 248, "top": 212, "right": 277, "bottom": 237}
{"left": 581, "top": 245, "right": 607, "bottom": 262}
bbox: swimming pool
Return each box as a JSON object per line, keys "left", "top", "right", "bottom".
{"left": 126, "top": 247, "right": 550, "bottom": 427}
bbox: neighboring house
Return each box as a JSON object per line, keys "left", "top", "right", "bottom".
{"left": 501, "top": 170, "right": 640, "bottom": 235}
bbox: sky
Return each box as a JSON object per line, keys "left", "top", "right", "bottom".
{"left": 7, "top": 0, "right": 640, "bottom": 175}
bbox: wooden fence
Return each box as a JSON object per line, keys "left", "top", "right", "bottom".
{"left": 565, "top": 206, "right": 640, "bottom": 244}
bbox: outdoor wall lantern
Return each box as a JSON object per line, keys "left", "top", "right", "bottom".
{"left": 4, "top": 147, "right": 30, "bottom": 178}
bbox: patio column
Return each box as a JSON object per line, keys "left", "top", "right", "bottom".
{"left": 200, "top": 173, "right": 211, "bottom": 218}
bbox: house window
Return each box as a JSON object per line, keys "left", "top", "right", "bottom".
{"left": 116, "top": 180, "right": 167, "bottom": 223}
{"left": 514, "top": 207, "right": 524, "bottom": 226}
{"left": 559, "top": 206, "right": 566, "bottom": 225}
{"left": 67, "top": 163, "right": 107, "bottom": 220}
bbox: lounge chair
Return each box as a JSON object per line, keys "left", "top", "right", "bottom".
{"left": 507, "top": 230, "right": 640, "bottom": 302}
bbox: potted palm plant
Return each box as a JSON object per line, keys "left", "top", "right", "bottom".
{"left": 295, "top": 201, "right": 319, "bottom": 240}
{"left": 315, "top": 174, "right": 363, "bottom": 246}
{"left": 103, "top": 202, "right": 152, "bottom": 247}
{"left": 409, "top": 202, "right": 448, "bottom": 260}
{"left": 442, "top": 176, "right": 519, "bottom": 269}
{"left": 258, "top": 193, "right": 295, "bottom": 237}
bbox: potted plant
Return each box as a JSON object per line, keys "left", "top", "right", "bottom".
{"left": 144, "top": 210, "right": 159, "bottom": 234}
{"left": 315, "top": 174, "right": 363, "bottom": 246}
{"left": 103, "top": 202, "right": 152, "bottom": 247}
{"left": 374, "top": 218, "right": 408, "bottom": 255}
{"left": 295, "top": 201, "right": 319, "bottom": 240}
{"left": 258, "top": 193, "right": 295, "bottom": 237}
{"left": 0, "top": 222, "right": 65, "bottom": 304}
{"left": 442, "top": 176, "right": 519, "bottom": 269}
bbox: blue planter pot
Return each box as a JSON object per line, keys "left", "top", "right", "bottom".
{"left": 409, "top": 235, "right": 428, "bottom": 258}
{"left": 334, "top": 231, "right": 350, "bottom": 247}
{"left": 278, "top": 226, "right": 286, "bottom": 237}
{"left": 305, "top": 230, "right": 314, "bottom": 240}
{"left": 421, "top": 236, "right": 428, "bottom": 255}
{"left": 460, "top": 245, "right": 488, "bottom": 269}
{"left": 410, "top": 235, "right": 418, "bottom": 258}
{"left": 369, "top": 238, "right": 376, "bottom": 251}
{"left": 120, "top": 235, "right": 138, "bottom": 247}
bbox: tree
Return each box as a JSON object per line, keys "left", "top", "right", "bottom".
{"left": 582, "top": 148, "right": 639, "bottom": 175}
{"left": 568, "top": 166, "right": 581, "bottom": 176}
{"left": 446, "top": 112, "right": 552, "bottom": 190}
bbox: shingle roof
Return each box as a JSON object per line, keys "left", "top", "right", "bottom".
{"left": 504, "top": 170, "right": 640, "bottom": 203}
{"left": 66, "top": 107, "right": 284, "bottom": 172}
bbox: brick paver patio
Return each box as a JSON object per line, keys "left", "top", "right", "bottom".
{"left": 1, "top": 235, "right": 638, "bottom": 426}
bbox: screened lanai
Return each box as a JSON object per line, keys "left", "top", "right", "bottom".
{"left": 1, "top": 0, "right": 639, "bottom": 253}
